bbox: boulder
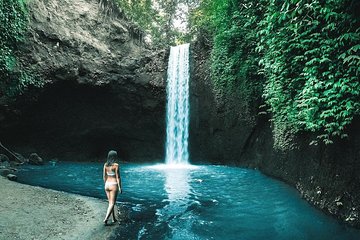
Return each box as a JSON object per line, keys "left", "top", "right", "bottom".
{"left": 14, "top": 153, "right": 28, "bottom": 163}
{"left": 0, "top": 168, "right": 13, "bottom": 177}
{"left": 0, "top": 161, "right": 10, "bottom": 168}
{"left": 49, "top": 159, "right": 58, "bottom": 166}
{"left": 28, "top": 153, "right": 44, "bottom": 165}
{"left": 12, "top": 161, "right": 24, "bottom": 166}
{"left": 7, "top": 174, "right": 17, "bottom": 181}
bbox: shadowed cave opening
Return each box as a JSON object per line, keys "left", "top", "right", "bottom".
{"left": 2, "top": 80, "right": 166, "bottom": 162}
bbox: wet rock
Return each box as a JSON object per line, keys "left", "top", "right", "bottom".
{"left": 9, "top": 160, "right": 22, "bottom": 167}
{"left": 316, "top": 186, "right": 322, "bottom": 195}
{"left": 0, "top": 154, "right": 9, "bottom": 162}
{"left": 336, "top": 201, "right": 343, "bottom": 207}
{"left": 7, "top": 174, "right": 17, "bottom": 181}
{"left": 12, "top": 161, "right": 24, "bottom": 166}
{"left": 29, "top": 153, "right": 44, "bottom": 165}
{"left": 0, "top": 161, "right": 11, "bottom": 168}
{"left": 49, "top": 159, "right": 58, "bottom": 166}
{"left": 346, "top": 210, "right": 358, "bottom": 222}
{"left": 14, "top": 153, "right": 28, "bottom": 163}
{"left": 0, "top": 168, "right": 13, "bottom": 177}
{"left": 335, "top": 195, "right": 342, "bottom": 202}
{"left": 334, "top": 195, "right": 343, "bottom": 208}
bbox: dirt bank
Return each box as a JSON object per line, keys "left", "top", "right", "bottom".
{"left": 0, "top": 177, "right": 115, "bottom": 240}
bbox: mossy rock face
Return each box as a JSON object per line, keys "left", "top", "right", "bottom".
{"left": 190, "top": 39, "right": 360, "bottom": 228}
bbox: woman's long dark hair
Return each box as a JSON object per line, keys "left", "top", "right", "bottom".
{"left": 106, "top": 150, "right": 117, "bottom": 166}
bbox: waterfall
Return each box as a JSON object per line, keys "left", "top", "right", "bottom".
{"left": 165, "top": 43, "right": 190, "bottom": 165}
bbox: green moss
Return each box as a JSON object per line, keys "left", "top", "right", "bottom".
{"left": 258, "top": 0, "right": 360, "bottom": 148}
{"left": 0, "top": 0, "right": 43, "bottom": 97}
{"left": 191, "top": 0, "right": 360, "bottom": 149}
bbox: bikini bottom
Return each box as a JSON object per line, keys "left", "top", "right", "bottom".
{"left": 105, "top": 181, "right": 118, "bottom": 188}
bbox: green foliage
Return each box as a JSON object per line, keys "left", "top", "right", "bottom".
{"left": 188, "top": 0, "right": 221, "bottom": 34}
{"left": 113, "top": 0, "right": 195, "bottom": 46}
{"left": 192, "top": 0, "right": 265, "bottom": 115}
{"left": 114, "top": 0, "right": 157, "bottom": 34}
{"left": 257, "top": 0, "right": 360, "bottom": 148}
{"left": 190, "top": 0, "right": 359, "bottom": 149}
{"left": 0, "top": 0, "right": 42, "bottom": 97}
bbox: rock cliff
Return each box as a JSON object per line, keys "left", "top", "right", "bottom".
{"left": 0, "top": 0, "right": 168, "bottom": 161}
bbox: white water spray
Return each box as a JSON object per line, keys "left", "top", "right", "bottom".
{"left": 165, "top": 43, "right": 190, "bottom": 165}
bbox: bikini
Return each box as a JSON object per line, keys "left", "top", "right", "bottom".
{"left": 105, "top": 170, "right": 118, "bottom": 188}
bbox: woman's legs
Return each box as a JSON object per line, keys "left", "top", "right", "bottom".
{"left": 111, "top": 206, "right": 117, "bottom": 221}
{"left": 112, "top": 190, "right": 119, "bottom": 221}
{"left": 105, "top": 189, "right": 110, "bottom": 201}
{"left": 104, "top": 186, "right": 118, "bottom": 223}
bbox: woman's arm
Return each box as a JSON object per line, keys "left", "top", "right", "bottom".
{"left": 103, "top": 164, "right": 106, "bottom": 183}
{"left": 116, "top": 164, "right": 122, "bottom": 193}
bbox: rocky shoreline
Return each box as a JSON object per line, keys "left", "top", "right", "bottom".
{"left": 0, "top": 145, "right": 45, "bottom": 181}
{"left": 0, "top": 148, "right": 118, "bottom": 240}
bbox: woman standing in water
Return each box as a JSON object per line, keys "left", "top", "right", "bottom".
{"left": 103, "top": 150, "right": 122, "bottom": 225}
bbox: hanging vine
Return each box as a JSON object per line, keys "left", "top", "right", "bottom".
{"left": 190, "top": 0, "right": 359, "bottom": 149}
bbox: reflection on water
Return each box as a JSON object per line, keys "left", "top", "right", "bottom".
{"left": 16, "top": 162, "right": 360, "bottom": 240}
{"left": 160, "top": 168, "right": 193, "bottom": 239}
{"left": 164, "top": 168, "right": 191, "bottom": 202}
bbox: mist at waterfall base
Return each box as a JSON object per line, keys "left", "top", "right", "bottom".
{"left": 16, "top": 162, "right": 360, "bottom": 240}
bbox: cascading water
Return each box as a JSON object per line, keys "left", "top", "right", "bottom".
{"left": 165, "top": 43, "right": 190, "bottom": 165}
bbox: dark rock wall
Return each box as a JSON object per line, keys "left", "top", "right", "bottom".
{"left": 0, "top": 0, "right": 168, "bottom": 161}
{"left": 189, "top": 43, "right": 258, "bottom": 165}
{"left": 189, "top": 42, "right": 360, "bottom": 227}
{"left": 241, "top": 116, "right": 360, "bottom": 227}
{"left": 3, "top": 80, "right": 166, "bottom": 161}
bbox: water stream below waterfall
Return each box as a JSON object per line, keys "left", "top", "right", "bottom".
{"left": 16, "top": 162, "right": 360, "bottom": 240}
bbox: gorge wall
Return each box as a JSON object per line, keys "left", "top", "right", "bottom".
{"left": 189, "top": 41, "right": 360, "bottom": 227}
{"left": 0, "top": 0, "right": 359, "bottom": 229}
{"left": 0, "top": 0, "right": 168, "bottom": 161}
